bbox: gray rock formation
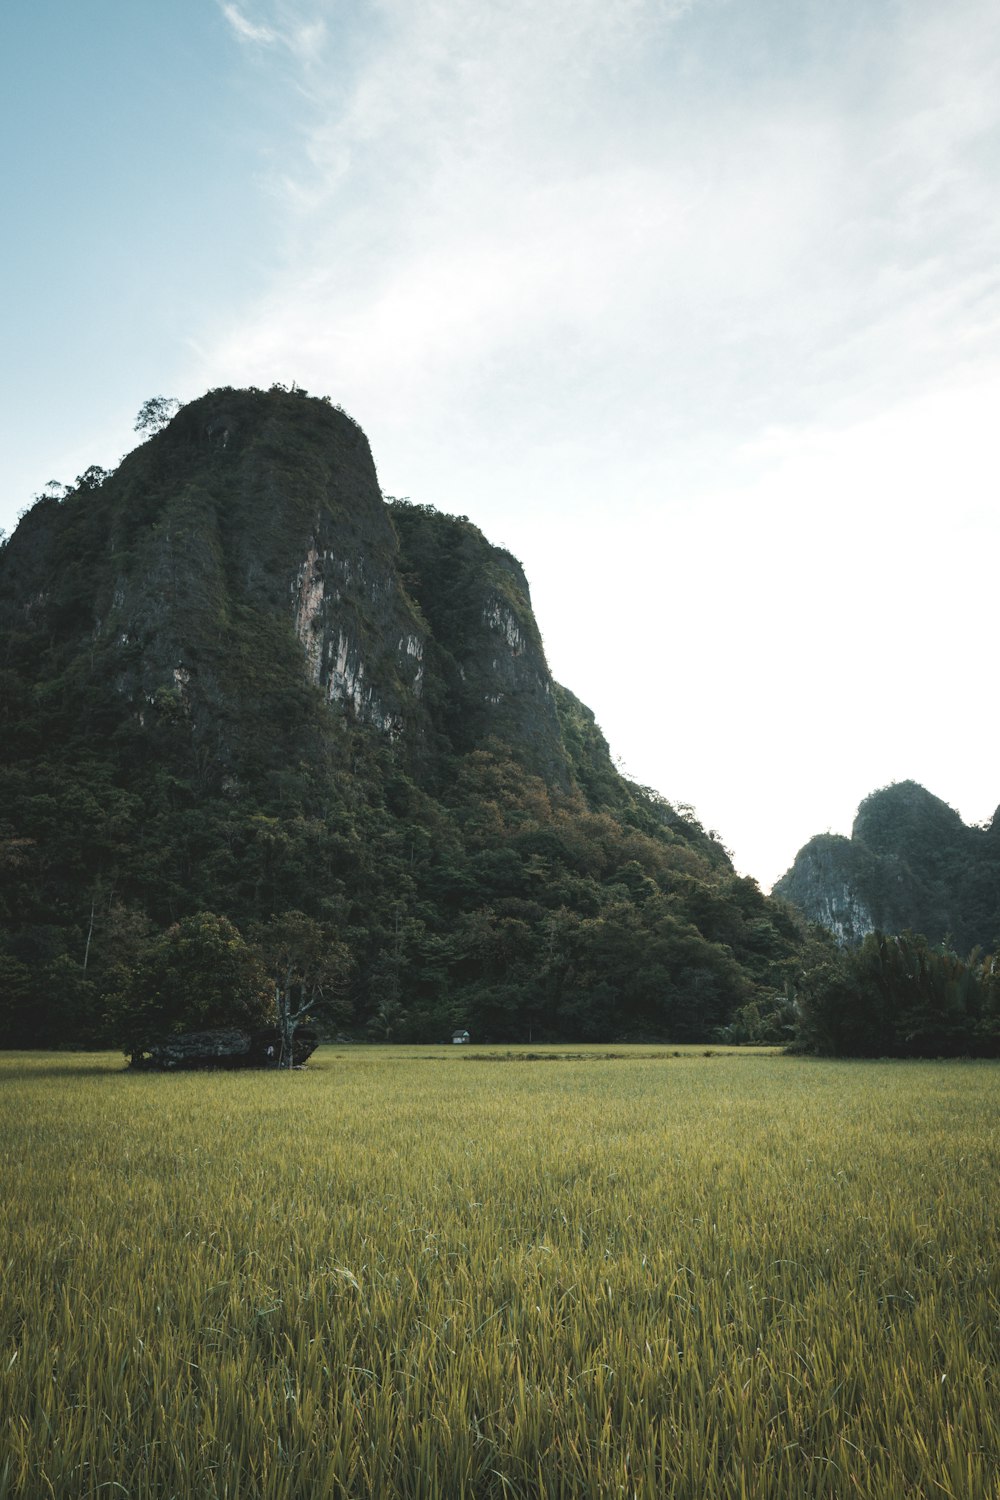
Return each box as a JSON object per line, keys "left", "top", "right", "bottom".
{"left": 775, "top": 781, "right": 1000, "bottom": 950}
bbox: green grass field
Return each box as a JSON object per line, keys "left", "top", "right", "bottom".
{"left": 2, "top": 1046, "right": 998, "bottom": 1499}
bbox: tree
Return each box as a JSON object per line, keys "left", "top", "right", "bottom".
{"left": 134, "top": 396, "right": 181, "bottom": 435}
{"left": 37, "top": 480, "right": 69, "bottom": 500}
{"left": 110, "top": 912, "right": 272, "bottom": 1061}
{"left": 74, "top": 465, "right": 111, "bottom": 491}
{"left": 0, "top": 952, "right": 36, "bottom": 1045}
{"left": 255, "top": 911, "right": 352, "bottom": 1067}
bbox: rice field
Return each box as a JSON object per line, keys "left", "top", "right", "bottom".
{"left": 1, "top": 1045, "right": 999, "bottom": 1499}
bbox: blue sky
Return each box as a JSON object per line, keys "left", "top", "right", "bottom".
{"left": 3, "top": 0, "right": 1000, "bottom": 888}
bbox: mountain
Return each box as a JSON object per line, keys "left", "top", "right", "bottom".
{"left": 0, "top": 386, "right": 806, "bottom": 1046}
{"left": 774, "top": 780, "right": 1000, "bottom": 951}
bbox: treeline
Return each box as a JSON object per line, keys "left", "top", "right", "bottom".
{"left": 0, "top": 729, "right": 807, "bottom": 1048}
{"left": 724, "top": 930, "right": 1000, "bottom": 1057}
{"left": 795, "top": 931, "right": 1000, "bottom": 1057}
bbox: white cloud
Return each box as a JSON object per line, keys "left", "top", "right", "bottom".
{"left": 219, "top": 3, "right": 279, "bottom": 46}
{"left": 218, "top": 1, "right": 326, "bottom": 62}
{"left": 199, "top": 0, "right": 1000, "bottom": 433}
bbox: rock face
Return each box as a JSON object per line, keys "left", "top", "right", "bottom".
{"left": 389, "top": 500, "right": 571, "bottom": 785}
{"left": 775, "top": 781, "right": 1000, "bottom": 951}
{"left": 772, "top": 835, "right": 882, "bottom": 945}
{"left": 0, "top": 388, "right": 568, "bottom": 783}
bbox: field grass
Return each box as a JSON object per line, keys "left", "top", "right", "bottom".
{"left": 1, "top": 1045, "right": 999, "bottom": 1499}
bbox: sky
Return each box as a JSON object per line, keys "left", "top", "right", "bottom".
{"left": 2, "top": 0, "right": 999, "bottom": 890}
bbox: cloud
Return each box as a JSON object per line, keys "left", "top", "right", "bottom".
{"left": 199, "top": 0, "right": 1000, "bottom": 440}
{"left": 219, "top": 3, "right": 279, "bottom": 46}
{"left": 218, "top": 1, "right": 326, "bottom": 62}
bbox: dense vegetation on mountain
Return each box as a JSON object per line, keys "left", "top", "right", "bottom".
{"left": 0, "top": 387, "right": 808, "bottom": 1050}
{"left": 774, "top": 781, "right": 1000, "bottom": 953}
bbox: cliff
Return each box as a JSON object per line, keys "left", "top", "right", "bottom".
{"left": 2, "top": 390, "right": 575, "bottom": 787}
{"left": 774, "top": 781, "right": 1000, "bottom": 952}
{"left": 0, "top": 387, "right": 805, "bottom": 1045}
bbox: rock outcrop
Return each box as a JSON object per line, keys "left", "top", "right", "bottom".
{"left": 0, "top": 388, "right": 571, "bottom": 784}
{"left": 775, "top": 781, "right": 1000, "bottom": 951}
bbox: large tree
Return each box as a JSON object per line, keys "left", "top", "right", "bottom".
{"left": 134, "top": 395, "right": 181, "bottom": 434}
{"left": 255, "top": 911, "right": 352, "bottom": 1067}
{"left": 110, "top": 911, "right": 273, "bottom": 1062}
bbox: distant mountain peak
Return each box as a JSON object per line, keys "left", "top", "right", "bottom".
{"left": 775, "top": 781, "right": 1000, "bottom": 950}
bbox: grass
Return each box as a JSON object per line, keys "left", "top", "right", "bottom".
{"left": 1, "top": 1046, "right": 998, "bottom": 1498}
